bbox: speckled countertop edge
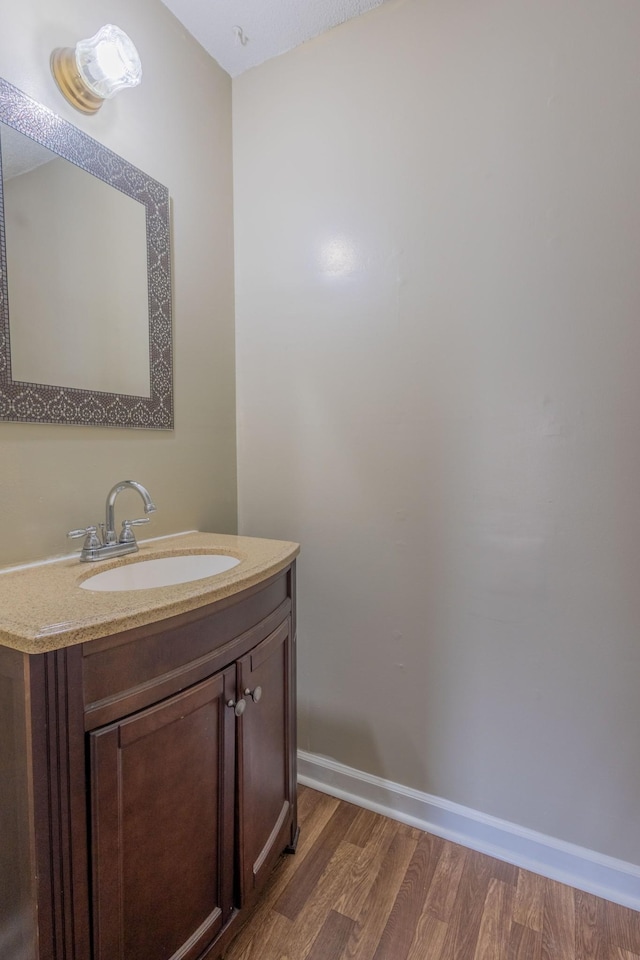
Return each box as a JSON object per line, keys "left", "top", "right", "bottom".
{"left": 0, "top": 532, "right": 300, "bottom": 654}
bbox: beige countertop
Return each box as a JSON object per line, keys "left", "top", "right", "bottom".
{"left": 0, "top": 531, "right": 299, "bottom": 654}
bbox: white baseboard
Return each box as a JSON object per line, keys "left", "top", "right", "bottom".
{"left": 297, "top": 750, "right": 640, "bottom": 912}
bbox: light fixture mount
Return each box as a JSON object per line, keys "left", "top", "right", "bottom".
{"left": 51, "top": 25, "right": 142, "bottom": 115}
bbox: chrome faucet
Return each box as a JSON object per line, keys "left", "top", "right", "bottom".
{"left": 68, "top": 480, "right": 157, "bottom": 562}
{"left": 104, "top": 480, "right": 157, "bottom": 544}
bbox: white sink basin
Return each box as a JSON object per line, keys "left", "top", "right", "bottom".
{"left": 80, "top": 554, "right": 241, "bottom": 592}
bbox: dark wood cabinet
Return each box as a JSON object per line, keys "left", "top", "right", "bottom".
{"left": 0, "top": 562, "right": 297, "bottom": 960}
{"left": 89, "top": 668, "right": 236, "bottom": 960}
{"left": 237, "top": 617, "right": 294, "bottom": 899}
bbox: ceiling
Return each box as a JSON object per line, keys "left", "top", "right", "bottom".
{"left": 159, "top": 0, "right": 385, "bottom": 77}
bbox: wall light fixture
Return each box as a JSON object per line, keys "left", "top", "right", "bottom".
{"left": 51, "top": 24, "right": 142, "bottom": 114}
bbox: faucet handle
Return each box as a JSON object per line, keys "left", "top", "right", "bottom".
{"left": 119, "top": 517, "right": 150, "bottom": 544}
{"left": 68, "top": 525, "right": 101, "bottom": 550}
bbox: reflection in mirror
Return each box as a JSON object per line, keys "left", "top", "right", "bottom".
{"left": 2, "top": 123, "right": 150, "bottom": 396}
{"left": 0, "top": 76, "right": 173, "bottom": 429}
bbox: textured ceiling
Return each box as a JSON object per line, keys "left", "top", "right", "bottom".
{"left": 159, "top": 0, "right": 385, "bottom": 77}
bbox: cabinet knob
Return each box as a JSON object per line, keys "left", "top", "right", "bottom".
{"left": 244, "top": 686, "right": 263, "bottom": 703}
{"left": 227, "top": 698, "right": 246, "bottom": 717}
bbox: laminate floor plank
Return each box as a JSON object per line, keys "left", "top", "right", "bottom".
{"left": 344, "top": 807, "right": 387, "bottom": 848}
{"left": 223, "top": 790, "right": 640, "bottom": 960}
{"left": 421, "top": 842, "right": 467, "bottom": 924}
{"left": 576, "top": 889, "right": 602, "bottom": 960}
{"left": 333, "top": 816, "right": 399, "bottom": 922}
{"left": 371, "top": 831, "right": 444, "bottom": 960}
{"left": 509, "top": 921, "right": 542, "bottom": 960}
{"left": 274, "top": 799, "right": 359, "bottom": 921}
{"left": 283, "top": 788, "right": 342, "bottom": 873}
{"left": 341, "top": 830, "right": 419, "bottom": 960}
{"left": 437, "top": 848, "right": 494, "bottom": 960}
{"left": 474, "top": 878, "right": 514, "bottom": 960}
{"left": 513, "top": 870, "right": 546, "bottom": 933}
{"left": 224, "top": 790, "right": 340, "bottom": 960}
{"left": 405, "top": 914, "right": 447, "bottom": 960}
{"left": 228, "top": 910, "right": 292, "bottom": 960}
{"left": 541, "top": 878, "right": 575, "bottom": 960}
{"left": 273, "top": 840, "right": 362, "bottom": 960}
{"left": 489, "top": 858, "right": 520, "bottom": 887}
{"left": 603, "top": 901, "right": 640, "bottom": 955}
{"left": 305, "top": 910, "right": 356, "bottom": 960}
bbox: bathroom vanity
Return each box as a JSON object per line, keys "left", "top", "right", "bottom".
{"left": 0, "top": 532, "right": 299, "bottom": 960}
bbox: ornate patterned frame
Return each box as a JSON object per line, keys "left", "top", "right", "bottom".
{"left": 0, "top": 77, "right": 173, "bottom": 429}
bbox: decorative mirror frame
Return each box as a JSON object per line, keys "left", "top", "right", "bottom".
{"left": 0, "top": 77, "right": 173, "bottom": 429}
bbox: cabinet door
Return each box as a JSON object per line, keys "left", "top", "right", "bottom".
{"left": 237, "top": 618, "right": 294, "bottom": 898}
{"left": 89, "top": 667, "right": 236, "bottom": 960}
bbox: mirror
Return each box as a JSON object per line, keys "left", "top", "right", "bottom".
{"left": 0, "top": 77, "right": 173, "bottom": 428}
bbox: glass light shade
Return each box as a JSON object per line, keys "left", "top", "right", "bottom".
{"left": 75, "top": 25, "right": 142, "bottom": 100}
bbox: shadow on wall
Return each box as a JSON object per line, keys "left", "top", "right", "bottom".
{"left": 298, "top": 703, "right": 427, "bottom": 791}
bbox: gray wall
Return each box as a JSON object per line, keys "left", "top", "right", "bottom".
{"left": 234, "top": 0, "right": 640, "bottom": 865}
{"left": 0, "top": 0, "right": 237, "bottom": 565}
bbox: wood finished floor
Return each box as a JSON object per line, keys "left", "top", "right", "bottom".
{"left": 224, "top": 785, "right": 640, "bottom": 960}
